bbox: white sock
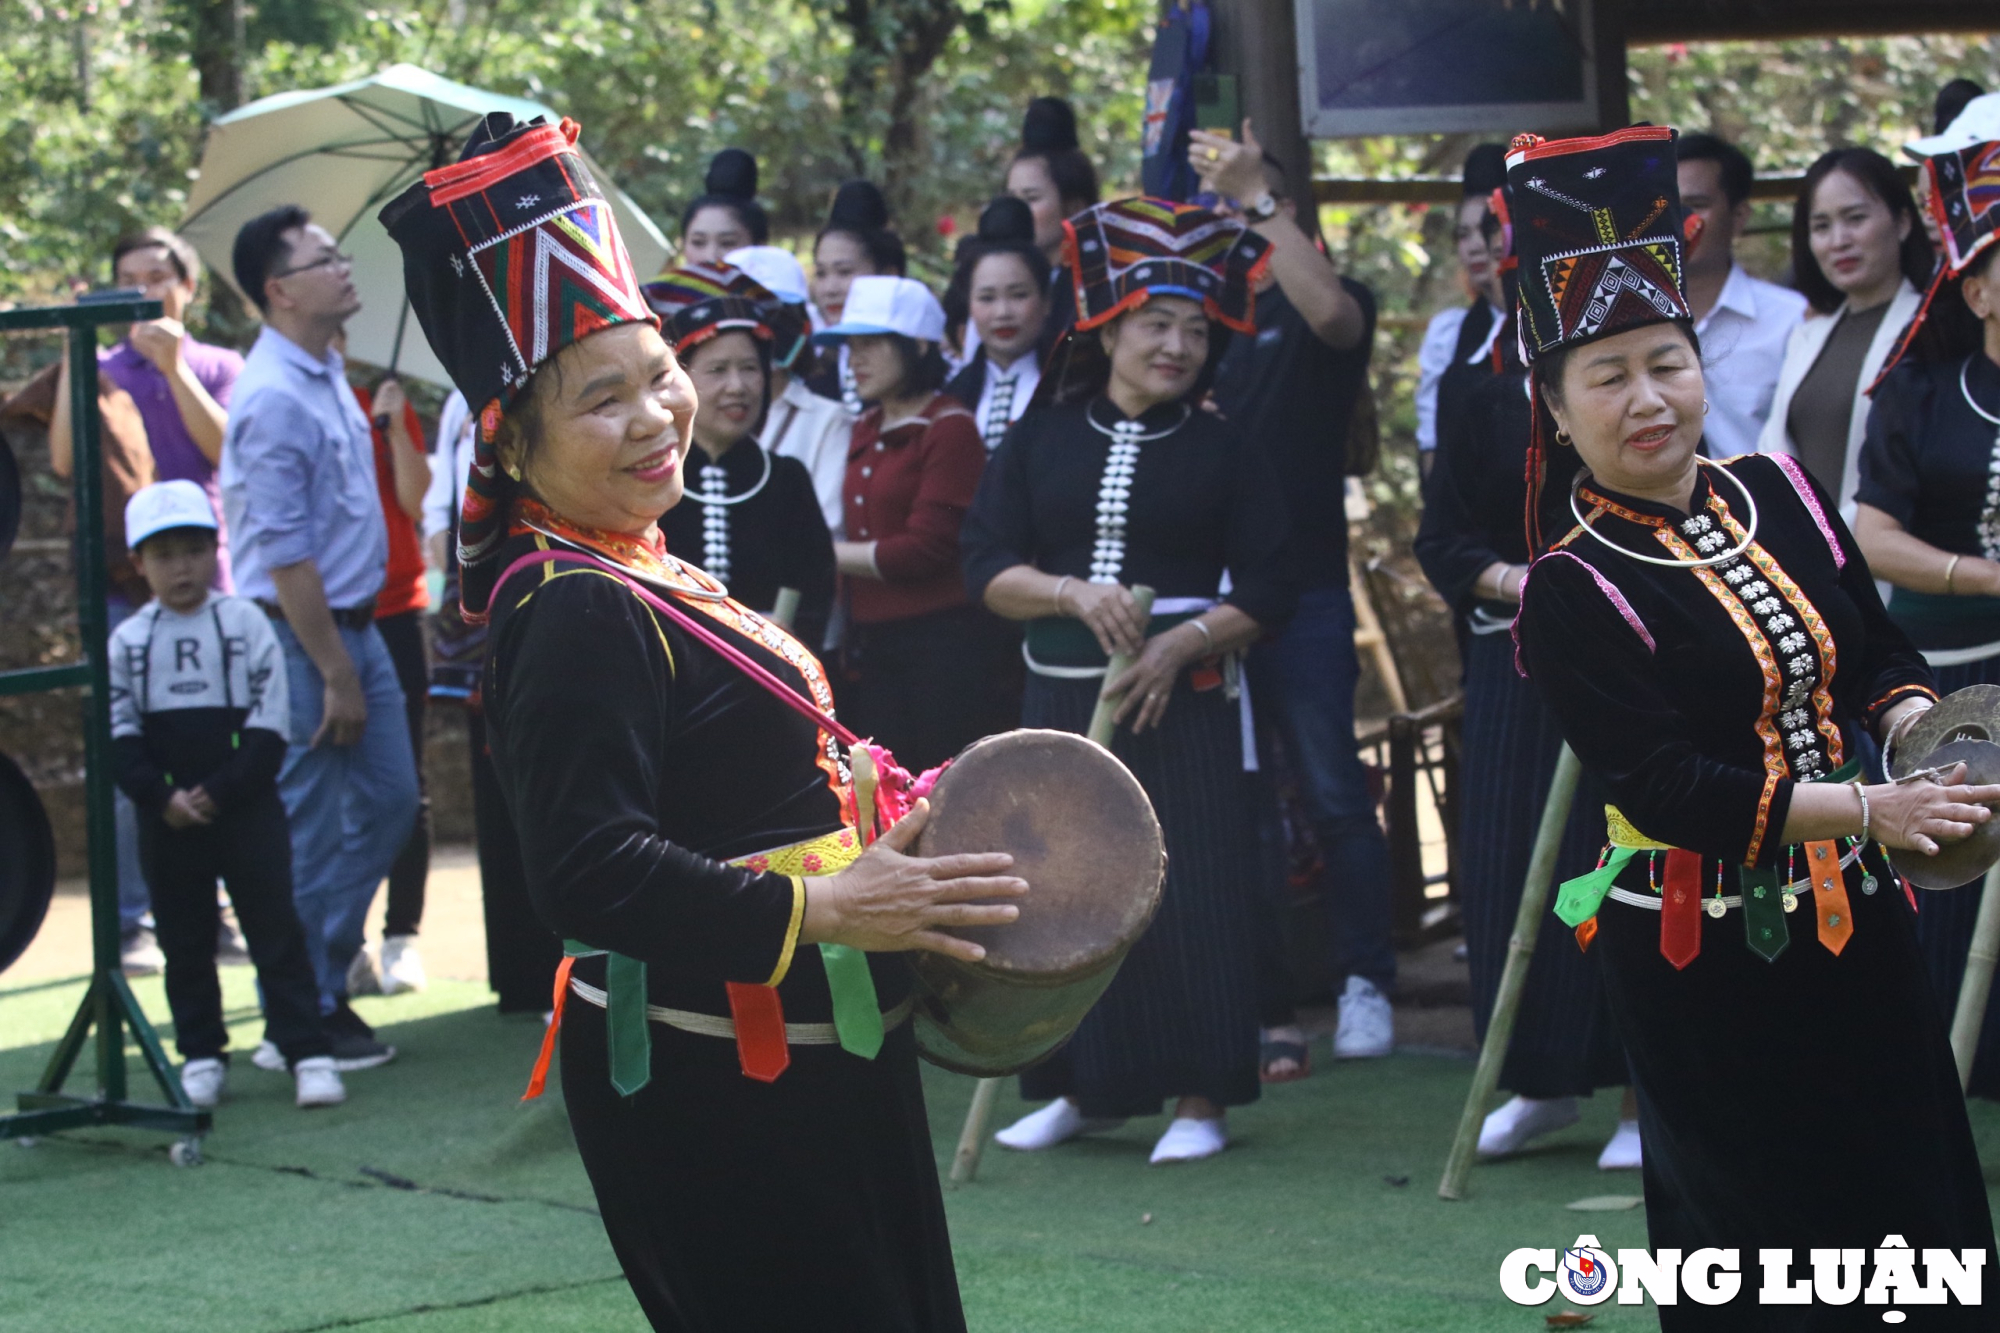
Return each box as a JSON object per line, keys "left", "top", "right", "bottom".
{"left": 1150, "top": 1115, "right": 1227, "bottom": 1164}
{"left": 994, "top": 1099, "right": 1120, "bottom": 1151}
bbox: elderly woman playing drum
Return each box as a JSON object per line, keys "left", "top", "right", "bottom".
{"left": 1508, "top": 127, "right": 1995, "bottom": 1324}
{"left": 384, "top": 114, "right": 1024, "bottom": 1333}
{"left": 962, "top": 199, "right": 1297, "bottom": 1165}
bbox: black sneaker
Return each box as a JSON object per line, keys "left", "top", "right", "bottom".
{"left": 327, "top": 999, "right": 376, "bottom": 1041}
{"left": 329, "top": 1031, "right": 397, "bottom": 1072}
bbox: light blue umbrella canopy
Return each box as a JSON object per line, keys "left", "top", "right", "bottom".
{"left": 180, "top": 64, "right": 672, "bottom": 388}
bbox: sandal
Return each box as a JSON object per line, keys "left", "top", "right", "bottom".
{"left": 1259, "top": 1037, "right": 1311, "bottom": 1084}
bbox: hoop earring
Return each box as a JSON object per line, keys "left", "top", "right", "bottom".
{"left": 505, "top": 462, "right": 523, "bottom": 482}
{"left": 1554, "top": 430, "right": 1573, "bottom": 448}
{"left": 1703, "top": 399, "right": 1711, "bottom": 415}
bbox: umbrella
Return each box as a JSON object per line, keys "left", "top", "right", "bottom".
{"left": 179, "top": 63, "right": 672, "bottom": 388}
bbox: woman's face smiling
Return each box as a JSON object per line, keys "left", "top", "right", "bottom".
{"left": 1546, "top": 322, "right": 1706, "bottom": 505}
{"left": 512, "top": 320, "right": 698, "bottom": 535}
{"left": 686, "top": 329, "right": 766, "bottom": 456}
{"left": 1100, "top": 295, "right": 1209, "bottom": 411}
{"left": 969, "top": 251, "right": 1049, "bottom": 367}
{"left": 812, "top": 231, "right": 874, "bottom": 325}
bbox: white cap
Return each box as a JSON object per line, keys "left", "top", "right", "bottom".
{"left": 1907, "top": 92, "right": 2000, "bottom": 159}
{"left": 725, "top": 245, "right": 810, "bottom": 306}
{"left": 125, "top": 479, "right": 217, "bottom": 551}
{"left": 815, "top": 275, "right": 946, "bottom": 344}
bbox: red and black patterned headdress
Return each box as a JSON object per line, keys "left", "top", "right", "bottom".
{"left": 380, "top": 112, "right": 655, "bottom": 616}
{"left": 641, "top": 263, "right": 778, "bottom": 354}
{"left": 1505, "top": 127, "right": 1693, "bottom": 365}
{"left": 1064, "top": 197, "right": 1271, "bottom": 335}
{"left": 1874, "top": 105, "right": 2000, "bottom": 384}
{"left": 1505, "top": 127, "right": 1697, "bottom": 552}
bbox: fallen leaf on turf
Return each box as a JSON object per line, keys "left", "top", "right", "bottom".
{"left": 1383, "top": 1174, "right": 1409, "bottom": 1187}
{"left": 1566, "top": 1195, "right": 1644, "bottom": 1211}
{"left": 1545, "top": 1313, "right": 1593, "bottom": 1328}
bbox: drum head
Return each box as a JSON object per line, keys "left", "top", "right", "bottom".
{"left": 915, "top": 729, "right": 1164, "bottom": 979}
{"left": 0, "top": 749, "right": 56, "bottom": 975}
{"left": 1888, "top": 737, "right": 2000, "bottom": 891}
{"left": 1889, "top": 685, "right": 2000, "bottom": 779}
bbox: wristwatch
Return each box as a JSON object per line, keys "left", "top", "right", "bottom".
{"left": 1244, "top": 192, "right": 1280, "bottom": 223}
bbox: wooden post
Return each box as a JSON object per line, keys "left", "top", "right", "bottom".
{"left": 1950, "top": 863, "right": 2000, "bottom": 1091}
{"left": 1439, "top": 744, "right": 1580, "bottom": 1200}
{"left": 952, "top": 585, "right": 1156, "bottom": 1184}
{"left": 1211, "top": 0, "right": 1316, "bottom": 236}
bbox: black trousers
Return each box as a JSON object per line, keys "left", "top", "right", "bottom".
{"left": 139, "top": 788, "right": 330, "bottom": 1064}
{"left": 376, "top": 609, "right": 430, "bottom": 938}
{"left": 839, "top": 604, "right": 1019, "bottom": 775}
{"left": 468, "top": 709, "right": 561, "bottom": 1012}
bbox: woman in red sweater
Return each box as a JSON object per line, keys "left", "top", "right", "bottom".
{"left": 819, "top": 275, "right": 1017, "bottom": 771}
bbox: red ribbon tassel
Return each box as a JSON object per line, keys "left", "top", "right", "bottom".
{"left": 1659, "top": 849, "right": 1703, "bottom": 970}
{"left": 521, "top": 955, "right": 576, "bottom": 1101}
{"left": 726, "top": 982, "right": 791, "bottom": 1083}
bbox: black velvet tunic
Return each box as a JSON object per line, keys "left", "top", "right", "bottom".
{"left": 659, "top": 442, "right": 835, "bottom": 650}
{"left": 482, "top": 529, "right": 962, "bottom": 1333}
{"left": 1518, "top": 454, "right": 1993, "bottom": 1325}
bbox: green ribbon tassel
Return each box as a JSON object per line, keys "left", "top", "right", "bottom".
{"left": 817, "top": 943, "right": 883, "bottom": 1059}
{"left": 1740, "top": 866, "right": 1789, "bottom": 962}
{"left": 604, "top": 952, "right": 652, "bottom": 1095}
{"left": 1555, "top": 848, "right": 1636, "bottom": 928}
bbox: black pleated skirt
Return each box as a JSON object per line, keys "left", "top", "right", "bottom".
{"left": 560, "top": 1002, "right": 965, "bottom": 1333}
{"left": 1017, "top": 671, "right": 1261, "bottom": 1118}
{"left": 1457, "top": 630, "right": 1629, "bottom": 1098}
{"left": 1914, "top": 654, "right": 2000, "bottom": 1099}
{"left": 1595, "top": 844, "right": 1995, "bottom": 1330}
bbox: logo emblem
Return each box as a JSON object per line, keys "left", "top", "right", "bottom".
{"left": 1558, "top": 1238, "right": 1618, "bottom": 1305}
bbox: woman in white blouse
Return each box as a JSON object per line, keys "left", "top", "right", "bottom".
{"left": 1758, "top": 147, "right": 1936, "bottom": 521}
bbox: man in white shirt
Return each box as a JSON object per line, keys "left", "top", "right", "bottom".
{"left": 1675, "top": 133, "right": 1808, "bottom": 458}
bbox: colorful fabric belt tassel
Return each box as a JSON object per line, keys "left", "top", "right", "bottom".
{"left": 725, "top": 982, "right": 792, "bottom": 1082}
{"left": 818, "top": 943, "right": 885, "bottom": 1059}
{"left": 521, "top": 955, "right": 577, "bottom": 1101}
{"left": 1806, "top": 839, "right": 1853, "bottom": 955}
{"left": 1740, "top": 866, "right": 1789, "bottom": 962}
{"left": 1659, "top": 848, "right": 1703, "bottom": 970}
{"left": 605, "top": 953, "right": 652, "bottom": 1096}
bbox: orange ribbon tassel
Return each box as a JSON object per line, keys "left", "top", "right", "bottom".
{"left": 1805, "top": 839, "right": 1853, "bottom": 956}
{"left": 521, "top": 955, "right": 576, "bottom": 1101}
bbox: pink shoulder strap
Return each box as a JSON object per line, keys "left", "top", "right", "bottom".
{"left": 490, "top": 548, "right": 865, "bottom": 749}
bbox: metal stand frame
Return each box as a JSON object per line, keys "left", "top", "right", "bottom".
{"left": 0, "top": 299, "right": 210, "bottom": 1158}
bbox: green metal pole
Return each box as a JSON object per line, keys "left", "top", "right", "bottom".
{"left": 1439, "top": 743, "right": 1581, "bottom": 1201}
{"left": 66, "top": 324, "right": 127, "bottom": 1103}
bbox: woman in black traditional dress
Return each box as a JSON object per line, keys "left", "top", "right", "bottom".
{"left": 1854, "top": 102, "right": 2000, "bottom": 1099}
{"left": 942, "top": 196, "right": 1051, "bottom": 452}
{"left": 384, "top": 112, "right": 1025, "bottom": 1333}
{"left": 808, "top": 180, "right": 907, "bottom": 412}
{"left": 1510, "top": 126, "right": 1995, "bottom": 1327}
{"left": 1412, "top": 187, "right": 1633, "bottom": 1170}
{"left": 964, "top": 198, "right": 1296, "bottom": 1165}
{"left": 644, "top": 264, "right": 835, "bottom": 647}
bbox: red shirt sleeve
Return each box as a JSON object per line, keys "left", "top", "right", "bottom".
{"left": 871, "top": 407, "right": 985, "bottom": 584}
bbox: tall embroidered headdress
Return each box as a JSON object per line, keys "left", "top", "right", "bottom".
{"left": 380, "top": 112, "right": 655, "bottom": 614}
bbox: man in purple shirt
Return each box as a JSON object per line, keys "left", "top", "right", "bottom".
{"left": 49, "top": 226, "right": 245, "bottom": 972}
{"left": 51, "top": 228, "right": 243, "bottom": 589}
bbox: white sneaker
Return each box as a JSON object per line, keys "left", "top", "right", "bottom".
{"left": 1477, "top": 1095, "right": 1582, "bottom": 1157}
{"left": 346, "top": 945, "right": 383, "bottom": 997}
{"left": 1597, "top": 1118, "right": 1643, "bottom": 1170}
{"left": 294, "top": 1056, "right": 347, "bottom": 1108}
{"left": 994, "top": 1099, "right": 1125, "bottom": 1151}
{"left": 180, "top": 1057, "right": 226, "bottom": 1109}
{"left": 377, "top": 935, "right": 428, "bottom": 995}
{"left": 1150, "top": 1115, "right": 1227, "bottom": 1164}
{"left": 1333, "top": 976, "right": 1394, "bottom": 1059}
{"left": 251, "top": 1040, "right": 287, "bottom": 1073}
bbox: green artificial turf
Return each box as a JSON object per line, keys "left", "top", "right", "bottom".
{"left": 3, "top": 970, "right": 1997, "bottom": 1331}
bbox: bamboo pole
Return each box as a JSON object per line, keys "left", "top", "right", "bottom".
{"left": 951, "top": 585, "right": 1156, "bottom": 1185}
{"left": 770, "top": 586, "right": 801, "bottom": 631}
{"left": 1949, "top": 862, "right": 2000, "bottom": 1091}
{"left": 1438, "top": 743, "right": 1581, "bottom": 1201}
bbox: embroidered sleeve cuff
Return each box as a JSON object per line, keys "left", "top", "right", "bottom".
{"left": 1745, "top": 771, "right": 1786, "bottom": 867}
{"left": 1865, "top": 683, "right": 1938, "bottom": 729}
{"left": 763, "top": 875, "right": 807, "bottom": 987}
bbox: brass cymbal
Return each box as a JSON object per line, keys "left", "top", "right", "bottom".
{"left": 1889, "top": 684, "right": 2000, "bottom": 779}
{"left": 1886, "top": 737, "right": 2000, "bottom": 891}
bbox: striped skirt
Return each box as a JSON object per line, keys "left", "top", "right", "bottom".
{"left": 1915, "top": 654, "right": 2000, "bottom": 1100}
{"left": 1458, "top": 631, "right": 1628, "bottom": 1098}
{"left": 1016, "top": 671, "right": 1260, "bottom": 1118}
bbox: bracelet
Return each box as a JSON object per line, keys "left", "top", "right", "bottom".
{"left": 1052, "top": 575, "right": 1073, "bottom": 615}
{"left": 1505, "top": 567, "right": 1523, "bottom": 599}
{"left": 1946, "top": 553, "right": 1963, "bottom": 594}
{"left": 1188, "top": 617, "right": 1216, "bottom": 654}
{"left": 1850, "top": 779, "right": 1871, "bottom": 844}
{"left": 1884, "top": 701, "right": 1933, "bottom": 771}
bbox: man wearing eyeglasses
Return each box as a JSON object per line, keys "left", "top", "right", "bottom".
{"left": 219, "top": 206, "right": 416, "bottom": 1072}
